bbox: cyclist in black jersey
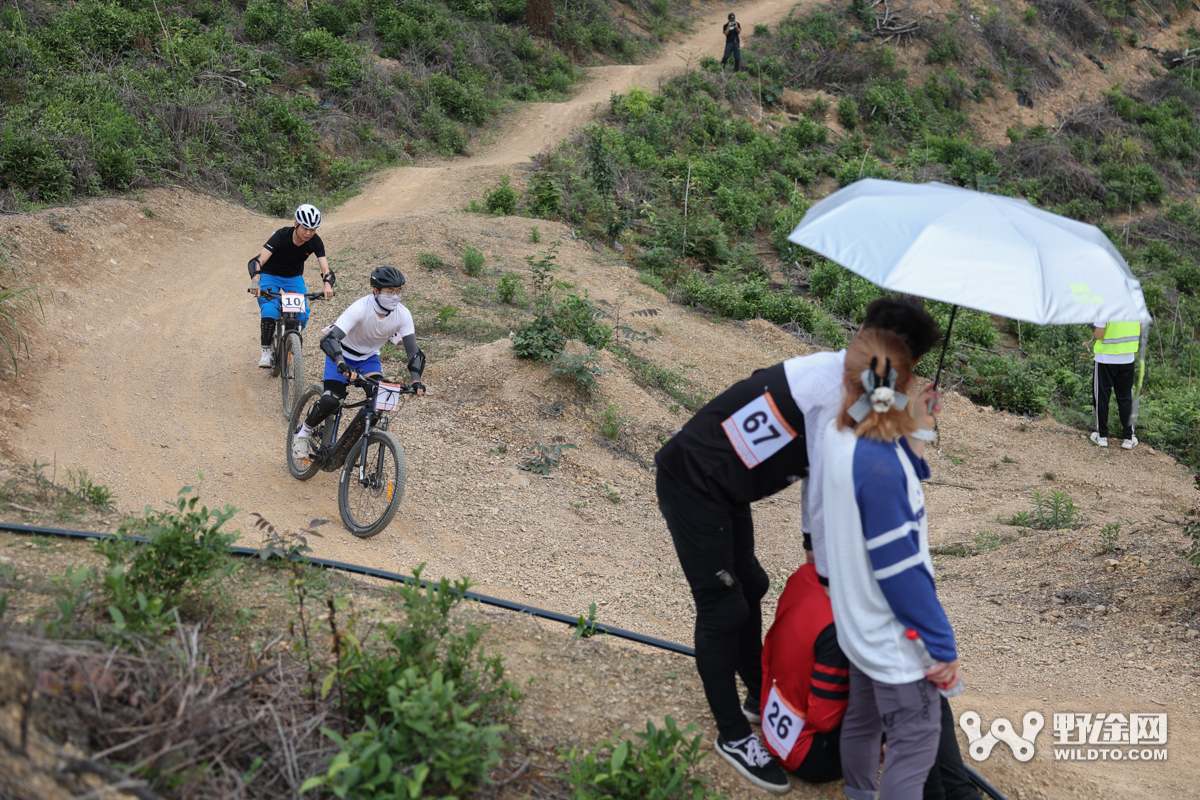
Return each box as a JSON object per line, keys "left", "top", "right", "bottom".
{"left": 248, "top": 203, "right": 336, "bottom": 368}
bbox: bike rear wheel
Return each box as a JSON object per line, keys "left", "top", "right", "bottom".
{"left": 281, "top": 332, "right": 303, "bottom": 419}
{"left": 338, "top": 430, "right": 406, "bottom": 538}
{"left": 287, "top": 384, "right": 324, "bottom": 481}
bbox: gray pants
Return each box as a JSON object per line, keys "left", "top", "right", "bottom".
{"left": 841, "top": 663, "right": 941, "bottom": 800}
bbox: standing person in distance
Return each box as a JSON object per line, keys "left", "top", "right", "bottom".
{"left": 654, "top": 299, "right": 941, "bottom": 795}
{"left": 823, "top": 328, "right": 958, "bottom": 800}
{"left": 291, "top": 266, "right": 426, "bottom": 463}
{"left": 722, "top": 12, "right": 742, "bottom": 72}
{"left": 1089, "top": 319, "right": 1142, "bottom": 449}
{"left": 248, "top": 203, "right": 335, "bottom": 368}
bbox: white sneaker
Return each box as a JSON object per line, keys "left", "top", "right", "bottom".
{"left": 258, "top": 348, "right": 275, "bottom": 369}
{"left": 292, "top": 430, "right": 311, "bottom": 461}
{"left": 1089, "top": 432, "right": 1108, "bottom": 448}
{"left": 1122, "top": 436, "right": 1138, "bottom": 450}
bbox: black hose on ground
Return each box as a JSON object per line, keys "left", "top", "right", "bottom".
{"left": 0, "top": 520, "right": 1010, "bottom": 800}
{"left": 0, "top": 520, "right": 696, "bottom": 656}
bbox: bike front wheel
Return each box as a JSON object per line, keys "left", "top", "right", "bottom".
{"left": 281, "top": 332, "right": 303, "bottom": 419}
{"left": 338, "top": 430, "right": 406, "bottom": 538}
{"left": 287, "top": 384, "right": 324, "bottom": 481}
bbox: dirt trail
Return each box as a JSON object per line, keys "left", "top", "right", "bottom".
{"left": 4, "top": 3, "right": 1200, "bottom": 797}
{"left": 5, "top": 0, "right": 805, "bottom": 581}
{"left": 338, "top": 0, "right": 797, "bottom": 221}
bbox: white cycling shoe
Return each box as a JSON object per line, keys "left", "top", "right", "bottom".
{"left": 258, "top": 349, "right": 275, "bottom": 369}
{"left": 292, "top": 432, "right": 311, "bottom": 462}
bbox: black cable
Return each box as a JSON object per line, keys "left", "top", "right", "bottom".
{"left": 966, "top": 765, "right": 1009, "bottom": 800}
{"left": 0, "top": 521, "right": 696, "bottom": 656}
{"left": 0, "top": 520, "right": 1010, "bottom": 798}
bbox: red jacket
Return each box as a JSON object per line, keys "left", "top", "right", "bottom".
{"left": 760, "top": 564, "right": 850, "bottom": 770}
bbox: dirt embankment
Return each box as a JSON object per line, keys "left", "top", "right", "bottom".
{"left": 0, "top": 0, "right": 1198, "bottom": 797}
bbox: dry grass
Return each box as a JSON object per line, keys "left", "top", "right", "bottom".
{"left": 1, "top": 626, "right": 340, "bottom": 799}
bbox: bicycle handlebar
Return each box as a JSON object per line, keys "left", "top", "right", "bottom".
{"left": 247, "top": 288, "right": 329, "bottom": 300}
{"left": 350, "top": 372, "right": 419, "bottom": 394}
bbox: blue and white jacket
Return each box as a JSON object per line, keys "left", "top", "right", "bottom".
{"left": 823, "top": 422, "right": 957, "bottom": 684}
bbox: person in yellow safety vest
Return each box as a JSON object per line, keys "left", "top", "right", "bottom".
{"left": 1090, "top": 320, "right": 1141, "bottom": 450}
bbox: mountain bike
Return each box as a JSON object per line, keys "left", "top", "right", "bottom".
{"left": 248, "top": 288, "right": 328, "bottom": 419}
{"left": 286, "top": 374, "right": 417, "bottom": 538}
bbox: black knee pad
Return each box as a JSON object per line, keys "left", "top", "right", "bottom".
{"left": 260, "top": 317, "right": 276, "bottom": 347}
{"left": 304, "top": 383, "right": 346, "bottom": 427}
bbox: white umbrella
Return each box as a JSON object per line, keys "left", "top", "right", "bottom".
{"left": 787, "top": 178, "right": 1151, "bottom": 384}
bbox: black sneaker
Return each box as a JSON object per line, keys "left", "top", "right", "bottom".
{"left": 715, "top": 734, "right": 790, "bottom": 793}
{"left": 743, "top": 695, "right": 762, "bottom": 724}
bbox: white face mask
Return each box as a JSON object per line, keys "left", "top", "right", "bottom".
{"left": 375, "top": 293, "right": 401, "bottom": 311}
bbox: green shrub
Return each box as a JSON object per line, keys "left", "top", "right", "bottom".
{"left": 551, "top": 348, "right": 609, "bottom": 392}
{"left": 418, "top": 252, "right": 445, "bottom": 270}
{"left": 678, "top": 273, "right": 845, "bottom": 346}
{"left": 513, "top": 315, "right": 565, "bottom": 361}
{"left": 497, "top": 273, "right": 522, "bottom": 304}
{"left": 310, "top": 1, "right": 351, "bottom": 35}
{"left": 463, "top": 246, "right": 485, "bottom": 276}
{"left": 837, "top": 96, "right": 860, "bottom": 130}
{"left": 244, "top": 0, "right": 289, "bottom": 42}
{"left": 526, "top": 171, "right": 563, "bottom": 217}
{"left": 599, "top": 403, "right": 629, "bottom": 439}
{"left": 95, "top": 483, "right": 239, "bottom": 633}
{"left": 555, "top": 293, "right": 613, "bottom": 348}
{"left": 925, "top": 29, "right": 964, "bottom": 64}
{"left": 635, "top": 247, "right": 679, "bottom": 275}
{"left": 807, "top": 261, "right": 885, "bottom": 322}
{"left": 335, "top": 568, "right": 518, "bottom": 723}
{"left": 782, "top": 116, "right": 829, "bottom": 148}
{"left": 484, "top": 174, "right": 519, "bottom": 215}
{"left": 560, "top": 717, "right": 718, "bottom": 800}
{"left": 960, "top": 352, "right": 1049, "bottom": 415}
{"left": 303, "top": 669, "right": 507, "bottom": 799}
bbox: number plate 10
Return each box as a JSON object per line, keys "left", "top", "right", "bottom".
{"left": 280, "top": 292, "right": 307, "bottom": 313}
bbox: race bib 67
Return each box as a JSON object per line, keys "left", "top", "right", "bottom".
{"left": 721, "top": 392, "right": 797, "bottom": 469}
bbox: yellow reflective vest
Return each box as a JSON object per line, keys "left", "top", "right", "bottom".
{"left": 1094, "top": 322, "right": 1141, "bottom": 356}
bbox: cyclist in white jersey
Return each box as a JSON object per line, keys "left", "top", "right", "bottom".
{"left": 292, "top": 266, "right": 425, "bottom": 461}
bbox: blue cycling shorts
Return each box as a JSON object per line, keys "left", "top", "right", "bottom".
{"left": 258, "top": 274, "right": 310, "bottom": 326}
{"left": 323, "top": 353, "right": 383, "bottom": 383}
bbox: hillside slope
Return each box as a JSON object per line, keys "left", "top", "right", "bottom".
{"left": 0, "top": 1, "right": 1198, "bottom": 797}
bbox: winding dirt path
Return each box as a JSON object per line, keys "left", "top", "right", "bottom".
{"left": 8, "top": 0, "right": 804, "bottom": 574}
{"left": 6, "top": 5, "right": 1200, "bottom": 796}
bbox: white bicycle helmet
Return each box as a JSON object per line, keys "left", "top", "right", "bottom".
{"left": 295, "top": 203, "right": 322, "bottom": 229}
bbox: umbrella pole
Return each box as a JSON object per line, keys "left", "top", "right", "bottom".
{"left": 932, "top": 305, "right": 959, "bottom": 392}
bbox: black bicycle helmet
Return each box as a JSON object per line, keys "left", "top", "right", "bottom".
{"left": 370, "top": 265, "right": 406, "bottom": 289}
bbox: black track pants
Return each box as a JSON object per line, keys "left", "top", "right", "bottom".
{"left": 1093, "top": 361, "right": 1135, "bottom": 439}
{"left": 722, "top": 40, "right": 741, "bottom": 71}
{"left": 656, "top": 469, "right": 768, "bottom": 742}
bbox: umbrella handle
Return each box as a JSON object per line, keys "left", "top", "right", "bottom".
{"left": 931, "top": 304, "right": 958, "bottom": 398}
